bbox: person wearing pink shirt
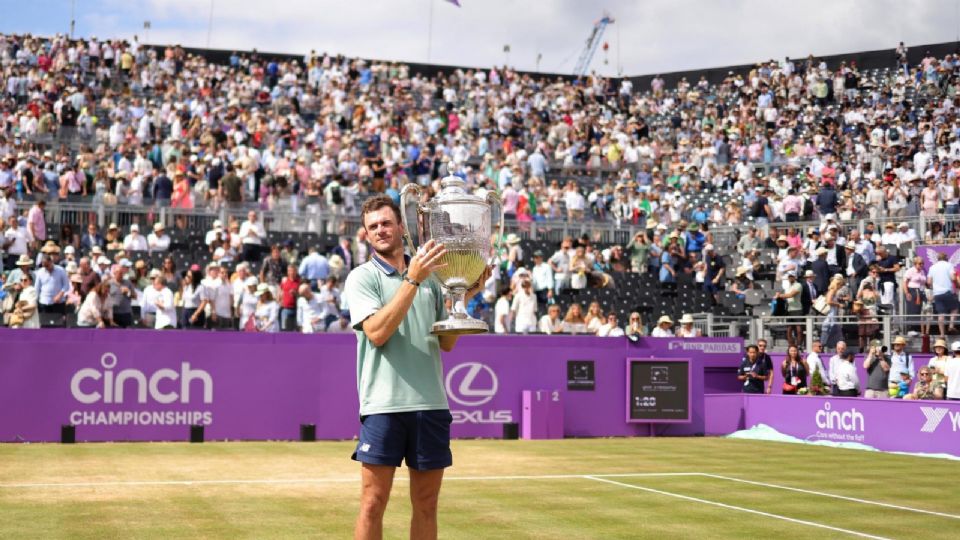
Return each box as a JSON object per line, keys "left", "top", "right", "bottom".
{"left": 782, "top": 189, "right": 803, "bottom": 222}
{"left": 26, "top": 199, "right": 46, "bottom": 245}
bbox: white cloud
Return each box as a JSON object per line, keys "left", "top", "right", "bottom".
{"left": 74, "top": 0, "right": 960, "bottom": 75}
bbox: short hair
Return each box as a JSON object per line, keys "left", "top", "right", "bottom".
{"left": 360, "top": 194, "right": 402, "bottom": 228}
{"left": 746, "top": 344, "right": 758, "bottom": 352}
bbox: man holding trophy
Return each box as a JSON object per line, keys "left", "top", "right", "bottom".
{"left": 346, "top": 179, "right": 501, "bottom": 540}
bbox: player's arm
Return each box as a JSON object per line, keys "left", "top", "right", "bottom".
{"left": 361, "top": 240, "right": 446, "bottom": 347}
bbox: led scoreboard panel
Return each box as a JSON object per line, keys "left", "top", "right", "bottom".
{"left": 626, "top": 358, "right": 691, "bottom": 423}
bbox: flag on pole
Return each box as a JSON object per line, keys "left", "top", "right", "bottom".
{"left": 445, "top": 0, "right": 461, "bottom": 6}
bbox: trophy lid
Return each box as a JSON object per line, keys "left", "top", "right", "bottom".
{"left": 435, "top": 175, "right": 474, "bottom": 203}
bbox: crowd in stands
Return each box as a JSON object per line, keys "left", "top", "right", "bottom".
{"left": 4, "top": 32, "right": 960, "bottom": 346}
{"left": 736, "top": 337, "right": 960, "bottom": 401}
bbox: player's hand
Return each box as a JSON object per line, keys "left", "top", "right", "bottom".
{"left": 408, "top": 239, "right": 447, "bottom": 283}
{"left": 466, "top": 265, "right": 492, "bottom": 299}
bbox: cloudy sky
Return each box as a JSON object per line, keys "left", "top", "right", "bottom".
{"left": 3, "top": 0, "right": 960, "bottom": 76}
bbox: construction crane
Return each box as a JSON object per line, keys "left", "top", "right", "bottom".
{"left": 572, "top": 14, "right": 614, "bottom": 78}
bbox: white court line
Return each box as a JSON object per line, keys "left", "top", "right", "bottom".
{"left": 0, "top": 472, "right": 698, "bottom": 489}
{"left": 584, "top": 476, "right": 892, "bottom": 540}
{"left": 701, "top": 473, "right": 960, "bottom": 521}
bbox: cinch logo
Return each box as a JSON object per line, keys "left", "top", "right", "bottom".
{"left": 920, "top": 407, "right": 960, "bottom": 433}
{"left": 445, "top": 362, "right": 498, "bottom": 407}
{"left": 815, "top": 402, "right": 864, "bottom": 432}
{"left": 70, "top": 353, "right": 214, "bottom": 405}
{"left": 666, "top": 341, "right": 742, "bottom": 354}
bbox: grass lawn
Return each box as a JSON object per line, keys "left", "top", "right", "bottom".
{"left": 1, "top": 437, "right": 958, "bottom": 539}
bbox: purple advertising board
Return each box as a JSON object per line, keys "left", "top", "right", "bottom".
{"left": 721, "top": 394, "right": 960, "bottom": 457}
{"left": 0, "top": 330, "right": 744, "bottom": 443}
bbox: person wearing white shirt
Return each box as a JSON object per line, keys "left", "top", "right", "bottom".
{"left": 927, "top": 252, "right": 960, "bottom": 336}
{"left": 316, "top": 276, "right": 342, "bottom": 329}
{"left": 896, "top": 223, "right": 918, "bottom": 246}
{"left": 193, "top": 264, "right": 234, "bottom": 329}
{"left": 805, "top": 340, "right": 831, "bottom": 387}
{"left": 123, "top": 224, "right": 148, "bottom": 251}
{"left": 254, "top": 284, "right": 280, "bottom": 333}
{"left": 238, "top": 211, "right": 266, "bottom": 262}
{"left": 597, "top": 313, "right": 625, "bottom": 337}
{"left": 510, "top": 280, "right": 538, "bottom": 333}
{"left": 651, "top": 316, "right": 675, "bottom": 337}
{"left": 833, "top": 352, "right": 861, "bottom": 396}
{"left": 530, "top": 251, "right": 554, "bottom": 305}
{"left": 944, "top": 348, "right": 960, "bottom": 399}
{"left": 14, "top": 273, "right": 40, "bottom": 329}
{"left": 494, "top": 288, "right": 513, "bottom": 334}
{"left": 144, "top": 276, "right": 176, "bottom": 329}
{"left": 880, "top": 224, "right": 901, "bottom": 247}
{"left": 296, "top": 283, "right": 325, "bottom": 333}
{"left": 3, "top": 216, "right": 29, "bottom": 257}
{"left": 147, "top": 222, "right": 171, "bottom": 252}
{"left": 325, "top": 311, "right": 354, "bottom": 333}
{"left": 205, "top": 220, "right": 225, "bottom": 246}
{"left": 538, "top": 304, "right": 563, "bottom": 334}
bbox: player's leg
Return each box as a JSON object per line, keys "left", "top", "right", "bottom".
{"left": 409, "top": 468, "right": 444, "bottom": 540}
{"left": 355, "top": 464, "right": 396, "bottom": 540}
{"left": 353, "top": 414, "right": 406, "bottom": 540}
{"left": 406, "top": 410, "right": 453, "bottom": 540}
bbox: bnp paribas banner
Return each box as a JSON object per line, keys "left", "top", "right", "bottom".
{"left": 0, "top": 329, "right": 743, "bottom": 443}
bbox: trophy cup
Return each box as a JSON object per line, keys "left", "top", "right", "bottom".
{"left": 400, "top": 176, "right": 505, "bottom": 335}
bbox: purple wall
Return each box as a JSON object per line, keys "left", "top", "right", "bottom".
{"left": 0, "top": 330, "right": 744, "bottom": 443}
{"left": 703, "top": 394, "right": 960, "bottom": 457}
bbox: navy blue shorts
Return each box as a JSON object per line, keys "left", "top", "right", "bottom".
{"left": 934, "top": 292, "right": 960, "bottom": 314}
{"left": 352, "top": 410, "right": 453, "bottom": 471}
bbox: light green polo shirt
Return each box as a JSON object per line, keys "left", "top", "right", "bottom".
{"left": 344, "top": 254, "right": 449, "bottom": 416}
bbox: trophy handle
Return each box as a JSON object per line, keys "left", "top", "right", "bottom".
{"left": 485, "top": 191, "right": 505, "bottom": 265}
{"left": 399, "top": 183, "right": 423, "bottom": 254}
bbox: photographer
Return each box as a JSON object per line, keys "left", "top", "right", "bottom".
{"left": 862, "top": 339, "right": 891, "bottom": 399}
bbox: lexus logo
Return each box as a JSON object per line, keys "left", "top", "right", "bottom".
{"left": 445, "top": 362, "right": 499, "bottom": 407}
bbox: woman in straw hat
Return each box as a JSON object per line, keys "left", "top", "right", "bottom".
{"left": 254, "top": 283, "right": 280, "bottom": 333}
{"left": 651, "top": 315, "right": 675, "bottom": 337}
{"left": 676, "top": 314, "right": 702, "bottom": 338}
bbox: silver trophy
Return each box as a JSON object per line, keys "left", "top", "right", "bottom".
{"left": 400, "top": 176, "right": 505, "bottom": 335}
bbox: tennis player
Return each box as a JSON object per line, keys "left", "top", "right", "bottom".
{"left": 344, "top": 194, "right": 488, "bottom": 540}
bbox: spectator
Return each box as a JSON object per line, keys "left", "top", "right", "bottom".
{"left": 254, "top": 283, "right": 280, "bottom": 333}
{"left": 331, "top": 236, "right": 354, "bottom": 271}
{"left": 3, "top": 215, "right": 30, "bottom": 265}
{"left": 279, "top": 264, "right": 301, "bottom": 331}
{"left": 927, "top": 251, "right": 959, "bottom": 337}
{"left": 80, "top": 223, "right": 104, "bottom": 253}
{"left": 34, "top": 252, "right": 69, "bottom": 314}
{"left": 538, "top": 304, "right": 563, "bottom": 334}
{"left": 738, "top": 344, "right": 769, "bottom": 394}
{"left": 239, "top": 211, "right": 266, "bottom": 262}
{"left": 834, "top": 352, "right": 861, "bottom": 397}
{"left": 560, "top": 303, "right": 587, "bottom": 334}
{"left": 756, "top": 339, "right": 775, "bottom": 394}
{"left": 326, "top": 310, "right": 354, "bottom": 333}
{"left": 675, "top": 314, "right": 702, "bottom": 337}
{"left": 863, "top": 340, "right": 891, "bottom": 399}
{"left": 76, "top": 282, "right": 113, "bottom": 328}
{"left": 260, "top": 244, "right": 285, "bottom": 285}
{"left": 651, "top": 315, "right": 674, "bottom": 337}
{"left": 296, "top": 283, "right": 324, "bottom": 333}
{"left": 494, "top": 286, "right": 513, "bottom": 334}
{"left": 12, "top": 272, "right": 38, "bottom": 329}
{"left": 147, "top": 223, "right": 171, "bottom": 252}
{"left": 903, "top": 256, "right": 927, "bottom": 334}
{"left": 805, "top": 340, "right": 830, "bottom": 391}
{"left": 144, "top": 274, "right": 176, "bottom": 330}
{"left": 316, "top": 276, "right": 342, "bottom": 330}
{"left": 178, "top": 266, "right": 204, "bottom": 329}
{"left": 625, "top": 312, "right": 646, "bottom": 337}
{"left": 530, "top": 251, "right": 553, "bottom": 306}
{"left": 887, "top": 335, "right": 915, "bottom": 393}
{"left": 548, "top": 238, "right": 572, "bottom": 295}
{"left": 583, "top": 301, "right": 604, "bottom": 334}
{"left": 905, "top": 366, "right": 946, "bottom": 400}
{"left": 511, "top": 279, "right": 538, "bottom": 334}
{"left": 777, "top": 271, "right": 803, "bottom": 347}
{"left": 237, "top": 277, "right": 260, "bottom": 331}
{"left": 941, "top": 342, "right": 960, "bottom": 400}
{"left": 194, "top": 263, "right": 234, "bottom": 330}
{"left": 298, "top": 246, "right": 330, "bottom": 289}
{"left": 597, "top": 313, "right": 624, "bottom": 337}
{"left": 123, "top": 224, "right": 148, "bottom": 251}
{"left": 781, "top": 345, "right": 808, "bottom": 395}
